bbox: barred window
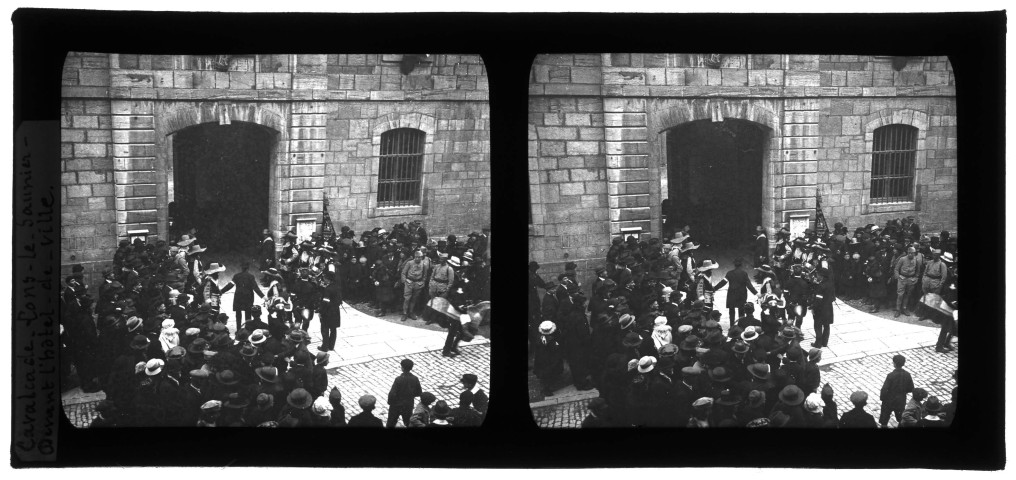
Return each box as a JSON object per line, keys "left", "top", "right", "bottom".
{"left": 378, "top": 128, "right": 424, "bottom": 207}
{"left": 870, "top": 124, "right": 918, "bottom": 204}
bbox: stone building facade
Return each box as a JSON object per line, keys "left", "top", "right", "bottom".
{"left": 528, "top": 54, "right": 957, "bottom": 285}
{"left": 61, "top": 53, "right": 490, "bottom": 287}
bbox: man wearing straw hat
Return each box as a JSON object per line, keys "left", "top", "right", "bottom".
{"left": 184, "top": 243, "right": 207, "bottom": 301}
{"left": 201, "top": 262, "right": 234, "bottom": 313}
{"left": 692, "top": 259, "right": 720, "bottom": 308}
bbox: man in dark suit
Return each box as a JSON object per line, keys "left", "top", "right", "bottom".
{"left": 386, "top": 359, "right": 422, "bottom": 427}
{"left": 231, "top": 262, "right": 265, "bottom": 332}
{"left": 714, "top": 258, "right": 758, "bottom": 323}
{"left": 259, "top": 228, "right": 276, "bottom": 270}
{"left": 810, "top": 268, "right": 836, "bottom": 348}
{"left": 318, "top": 271, "right": 343, "bottom": 352}
{"left": 754, "top": 226, "right": 770, "bottom": 267}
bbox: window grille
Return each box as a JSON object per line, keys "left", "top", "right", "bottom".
{"left": 870, "top": 124, "right": 918, "bottom": 204}
{"left": 378, "top": 128, "right": 424, "bottom": 207}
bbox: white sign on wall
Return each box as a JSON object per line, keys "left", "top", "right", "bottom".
{"left": 789, "top": 216, "right": 810, "bottom": 239}
{"left": 296, "top": 219, "right": 317, "bottom": 243}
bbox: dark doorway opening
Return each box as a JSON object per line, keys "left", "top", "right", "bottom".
{"left": 172, "top": 122, "right": 275, "bottom": 256}
{"left": 664, "top": 118, "right": 768, "bottom": 249}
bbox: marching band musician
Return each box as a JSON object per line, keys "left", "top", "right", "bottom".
{"left": 291, "top": 268, "right": 321, "bottom": 332}
{"left": 442, "top": 256, "right": 470, "bottom": 358}
{"left": 772, "top": 228, "right": 794, "bottom": 284}
{"left": 784, "top": 264, "right": 812, "bottom": 329}
{"left": 262, "top": 267, "right": 285, "bottom": 310}
{"left": 318, "top": 270, "right": 343, "bottom": 353}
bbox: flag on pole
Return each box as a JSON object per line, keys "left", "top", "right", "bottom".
{"left": 815, "top": 192, "right": 828, "bottom": 236}
{"left": 322, "top": 195, "right": 336, "bottom": 241}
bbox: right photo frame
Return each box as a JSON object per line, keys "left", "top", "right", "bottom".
{"left": 527, "top": 53, "right": 958, "bottom": 429}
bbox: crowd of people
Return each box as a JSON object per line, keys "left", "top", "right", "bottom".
{"left": 60, "top": 220, "right": 491, "bottom": 427}
{"left": 527, "top": 216, "right": 957, "bottom": 427}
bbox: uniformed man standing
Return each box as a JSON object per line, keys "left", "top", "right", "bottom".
{"left": 893, "top": 247, "right": 921, "bottom": 317}
{"left": 259, "top": 229, "right": 277, "bottom": 270}
{"left": 400, "top": 250, "right": 429, "bottom": 322}
{"left": 429, "top": 253, "right": 455, "bottom": 299}
{"left": 811, "top": 268, "right": 835, "bottom": 348}
{"left": 921, "top": 249, "right": 949, "bottom": 296}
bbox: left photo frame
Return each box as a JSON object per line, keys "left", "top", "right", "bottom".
{"left": 58, "top": 52, "right": 491, "bottom": 429}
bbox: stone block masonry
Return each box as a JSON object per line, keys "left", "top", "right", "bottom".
{"left": 62, "top": 53, "right": 490, "bottom": 292}
{"left": 530, "top": 54, "right": 956, "bottom": 292}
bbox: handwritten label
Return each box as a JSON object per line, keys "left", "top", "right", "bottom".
{"left": 14, "top": 121, "right": 60, "bottom": 462}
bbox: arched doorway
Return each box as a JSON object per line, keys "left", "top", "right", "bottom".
{"left": 170, "top": 121, "right": 277, "bottom": 256}
{"left": 664, "top": 118, "right": 770, "bottom": 249}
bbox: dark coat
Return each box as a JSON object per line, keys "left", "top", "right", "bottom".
{"left": 347, "top": 411, "right": 383, "bottom": 427}
{"left": 471, "top": 389, "right": 489, "bottom": 415}
{"left": 839, "top": 407, "right": 878, "bottom": 428}
{"left": 387, "top": 372, "right": 423, "bottom": 409}
{"left": 879, "top": 367, "right": 915, "bottom": 407}
{"left": 812, "top": 280, "right": 835, "bottom": 324}
{"left": 319, "top": 281, "right": 343, "bottom": 328}
{"left": 716, "top": 268, "right": 758, "bottom": 308}
{"left": 371, "top": 266, "right": 396, "bottom": 303}
{"left": 309, "top": 365, "right": 329, "bottom": 399}
{"left": 533, "top": 333, "right": 565, "bottom": 381}
{"left": 290, "top": 277, "right": 319, "bottom": 309}
{"left": 231, "top": 270, "right": 264, "bottom": 311}
{"left": 260, "top": 236, "right": 276, "bottom": 267}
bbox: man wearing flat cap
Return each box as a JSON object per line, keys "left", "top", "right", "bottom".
{"left": 839, "top": 391, "right": 878, "bottom": 428}
{"left": 348, "top": 395, "right": 383, "bottom": 427}
{"left": 386, "top": 359, "right": 423, "bottom": 428}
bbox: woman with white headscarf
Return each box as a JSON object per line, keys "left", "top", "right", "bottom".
{"left": 651, "top": 319, "right": 673, "bottom": 351}
{"left": 158, "top": 318, "right": 180, "bottom": 353}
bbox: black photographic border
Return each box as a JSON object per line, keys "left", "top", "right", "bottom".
{"left": 12, "top": 9, "right": 1004, "bottom": 469}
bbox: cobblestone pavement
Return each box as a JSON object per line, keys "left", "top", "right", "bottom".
{"left": 61, "top": 300, "right": 491, "bottom": 428}
{"left": 326, "top": 343, "right": 490, "bottom": 425}
{"left": 530, "top": 344, "right": 957, "bottom": 428}
{"left": 62, "top": 343, "right": 490, "bottom": 428}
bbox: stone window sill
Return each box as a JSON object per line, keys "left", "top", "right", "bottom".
{"left": 370, "top": 205, "right": 423, "bottom": 218}
{"left": 865, "top": 201, "right": 917, "bottom": 214}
